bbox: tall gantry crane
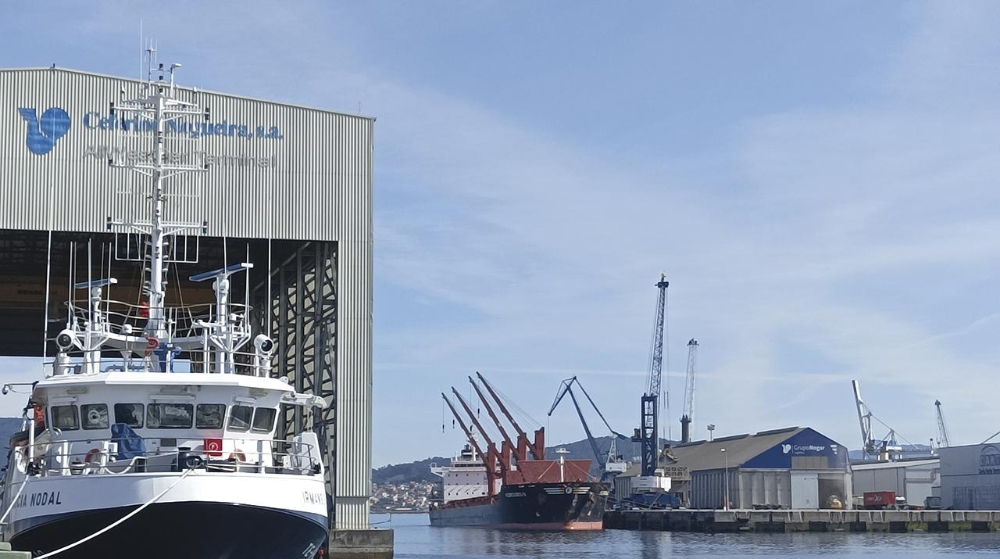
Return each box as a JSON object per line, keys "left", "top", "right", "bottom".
{"left": 680, "top": 339, "right": 698, "bottom": 444}
{"left": 632, "top": 274, "right": 669, "bottom": 477}
{"left": 935, "top": 400, "right": 950, "bottom": 449}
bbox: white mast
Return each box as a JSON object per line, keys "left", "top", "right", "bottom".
{"left": 109, "top": 47, "right": 207, "bottom": 371}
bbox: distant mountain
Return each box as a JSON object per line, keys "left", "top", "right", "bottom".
{"left": 372, "top": 456, "right": 450, "bottom": 485}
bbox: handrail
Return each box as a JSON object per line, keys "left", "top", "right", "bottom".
{"left": 25, "top": 437, "right": 320, "bottom": 477}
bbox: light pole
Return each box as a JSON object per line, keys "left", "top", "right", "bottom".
{"left": 707, "top": 424, "right": 715, "bottom": 442}
{"left": 721, "top": 448, "right": 729, "bottom": 511}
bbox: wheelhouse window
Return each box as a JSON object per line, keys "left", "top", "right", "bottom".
{"left": 81, "top": 404, "right": 109, "bottom": 430}
{"left": 146, "top": 403, "right": 194, "bottom": 429}
{"left": 227, "top": 405, "right": 253, "bottom": 432}
{"left": 251, "top": 408, "right": 276, "bottom": 433}
{"left": 196, "top": 404, "right": 226, "bottom": 429}
{"left": 51, "top": 405, "right": 79, "bottom": 431}
{"left": 114, "top": 403, "right": 144, "bottom": 428}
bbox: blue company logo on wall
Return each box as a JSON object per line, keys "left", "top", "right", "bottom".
{"left": 979, "top": 445, "right": 1000, "bottom": 475}
{"left": 782, "top": 443, "right": 826, "bottom": 455}
{"left": 18, "top": 107, "right": 71, "bottom": 155}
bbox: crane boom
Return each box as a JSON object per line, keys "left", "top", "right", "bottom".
{"left": 852, "top": 380, "right": 874, "bottom": 456}
{"left": 441, "top": 393, "right": 487, "bottom": 460}
{"left": 548, "top": 376, "right": 628, "bottom": 481}
{"left": 548, "top": 378, "right": 602, "bottom": 469}
{"left": 680, "top": 338, "right": 698, "bottom": 443}
{"left": 646, "top": 274, "right": 670, "bottom": 399}
{"left": 470, "top": 376, "right": 516, "bottom": 458}
{"left": 476, "top": 371, "right": 541, "bottom": 459}
{"left": 935, "top": 400, "right": 950, "bottom": 448}
{"left": 451, "top": 387, "right": 497, "bottom": 455}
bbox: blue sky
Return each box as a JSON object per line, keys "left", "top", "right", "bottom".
{"left": 3, "top": 2, "right": 1000, "bottom": 467}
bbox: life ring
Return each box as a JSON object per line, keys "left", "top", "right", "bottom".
{"left": 84, "top": 448, "right": 102, "bottom": 464}
{"left": 228, "top": 450, "right": 246, "bottom": 463}
{"left": 564, "top": 486, "right": 573, "bottom": 495}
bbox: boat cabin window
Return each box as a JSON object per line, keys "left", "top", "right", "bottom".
{"left": 196, "top": 404, "right": 226, "bottom": 429}
{"left": 146, "top": 403, "right": 194, "bottom": 429}
{"left": 227, "top": 405, "right": 253, "bottom": 432}
{"left": 251, "top": 408, "right": 276, "bottom": 433}
{"left": 114, "top": 403, "right": 144, "bottom": 428}
{"left": 81, "top": 404, "right": 109, "bottom": 430}
{"left": 51, "top": 405, "right": 79, "bottom": 431}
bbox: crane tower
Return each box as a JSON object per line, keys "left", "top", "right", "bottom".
{"left": 680, "top": 338, "right": 698, "bottom": 444}
{"left": 632, "top": 274, "right": 669, "bottom": 477}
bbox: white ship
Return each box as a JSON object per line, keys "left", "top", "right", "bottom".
{"left": 0, "top": 54, "right": 329, "bottom": 559}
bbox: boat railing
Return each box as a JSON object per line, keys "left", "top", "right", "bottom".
{"left": 20, "top": 436, "right": 321, "bottom": 477}
{"left": 67, "top": 299, "right": 251, "bottom": 340}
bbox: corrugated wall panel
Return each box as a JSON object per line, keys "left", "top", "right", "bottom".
{"left": 0, "top": 68, "right": 371, "bottom": 242}
{"left": 333, "top": 113, "right": 373, "bottom": 529}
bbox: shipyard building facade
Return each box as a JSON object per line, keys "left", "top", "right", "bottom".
{"left": 0, "top": 67, "right": 373, "bottom": 532}
{"left": 939, "top": 443, "right": 1000, "bottom": 509}
{"left": 616, "top": 427, "right": 852, "bottom": 509}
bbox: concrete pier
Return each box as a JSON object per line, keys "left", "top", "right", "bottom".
{"left": 327, "top": 529, "right": 394, "bottom": 559}
{"left": 604, "top": 509, "right": 1000, "bottom": 533}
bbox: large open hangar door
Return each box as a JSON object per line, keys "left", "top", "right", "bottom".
{"left": 0, "top": 229, "right": 344, "bottom": 521}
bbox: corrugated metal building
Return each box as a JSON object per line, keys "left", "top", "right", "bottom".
{"left": 940, "top": 443, "right": 1000, "bottom": 510}
{"left": 0, "top": 67, "right": 373, "bottom": 531}
{"left": 617, "top": 427, "right": 852, "bottom": 510}
{"left": 850, "top": 458, "right": 939, "bottom": 508}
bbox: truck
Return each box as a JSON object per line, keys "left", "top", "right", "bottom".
{"left": 863, "top": 491, "right": 897, "bottom": 510}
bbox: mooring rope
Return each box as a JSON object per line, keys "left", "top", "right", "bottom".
{"left": 34, "top": 467, "right": 195, "bottom": 558}
{"left": 0, "top": 473, "right": 30, "bottom": 525}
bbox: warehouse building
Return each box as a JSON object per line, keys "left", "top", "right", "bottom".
{"left": 617, "top": 427, "right": 852, "bottom": 509}
{"left": 940, "top": 443, "right": 1000, "bottom": 509}
{"left": 850, "top": 458, "right": 939, "bottom": 508}
{"left": 0, "top": 66, "right": 376, "bottom": 548}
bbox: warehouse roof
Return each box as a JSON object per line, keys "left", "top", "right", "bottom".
{"left": 622, "top": 427, "right": 808, "bottom": 476}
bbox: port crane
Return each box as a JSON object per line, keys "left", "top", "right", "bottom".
{"left": 632, "top": 274, "right": 669, "bottom": 478}
{"left": 679, "top": 339, "right": 698, "bottom": 444}
{"left": 547, "top": 376, "right": 628, "bottom": 481}
{"left": 851, "top": 380, "right": 902, "bottom": 461}
{"left": 935, "top": 400, "right": 950, "bottom": 449}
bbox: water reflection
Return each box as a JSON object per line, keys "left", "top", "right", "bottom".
{"left": 377, "top": 514, "right": 1000, "bottom": 559}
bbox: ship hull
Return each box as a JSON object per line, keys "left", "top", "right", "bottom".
{"left": 429, "top": 481, "right": 606, "bottom": 530}
{"left": 10, "top": 501, "right": 327, "bottom": 559}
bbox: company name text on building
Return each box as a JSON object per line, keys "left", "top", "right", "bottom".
{"left": 83, "top": 145, "right": 277, "bottom": 168}
{"left": 83, "top": 112, "right": 285, "bottom": 140}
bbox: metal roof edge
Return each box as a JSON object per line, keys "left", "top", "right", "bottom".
{"left": 0, "top": 66, "right": 375, "bottom": 122}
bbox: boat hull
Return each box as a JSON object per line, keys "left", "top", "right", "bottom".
{"left": 429, "top": 481, "right": 606, "bottom": 530}
{"left": 11, "top": 501, "right": 327, "bottom": 559}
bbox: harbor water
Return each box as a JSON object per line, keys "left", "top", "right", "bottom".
{"left": 375, "top": 513, "right": 1000, "bottom": 559}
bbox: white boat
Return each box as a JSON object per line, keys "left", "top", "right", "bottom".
{"left": 0, "top": 55, "right": 329, "bottom": 559}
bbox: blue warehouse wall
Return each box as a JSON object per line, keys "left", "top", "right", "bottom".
{"left": 742, "top": 428, "right": 848, "bottom": 470}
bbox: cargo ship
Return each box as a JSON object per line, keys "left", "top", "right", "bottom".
{"left": 429, "top": 373, "right": 608, "bottom": 530}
